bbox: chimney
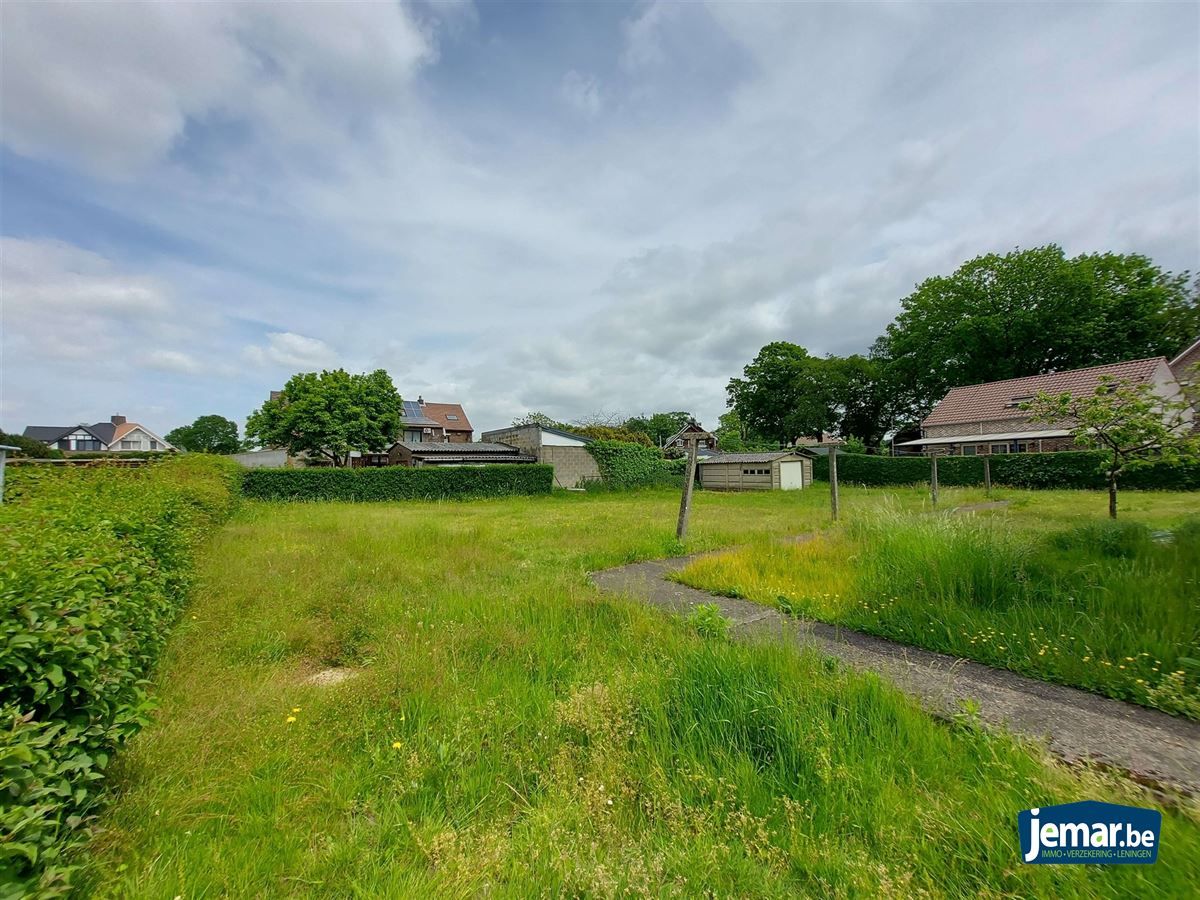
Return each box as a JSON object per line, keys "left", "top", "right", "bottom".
{"left": 270, "top": 390, "right": 282, "bottom": 402}
{"left": 417, "top": 395, "right": 425, "bottom": 406}
{"left": 111, "top": 415, "right": 127, "bottom": 425}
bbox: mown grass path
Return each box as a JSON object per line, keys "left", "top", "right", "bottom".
{"left": 592, "top": 548, "right": 1200, "bottom": 795}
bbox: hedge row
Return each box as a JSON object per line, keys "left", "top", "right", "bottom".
{"left": 812, "top": 450, "right": 1200, "bottom": 491}
{"left": 584, "top": 440, "right": 686, "bottom": 490}
{"left": 241, "top": 463, "right": 554, "bottom": 501}
{"left": 0, "top": 456, "right": 241, "bottom": 895}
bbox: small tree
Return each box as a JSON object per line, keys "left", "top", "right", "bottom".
{"left": 1024, "top": 375, "right": 1199, "bottom": 518}
{"left": 246, "top": 369, "right": 401, "bottom": 467}
{"left": 166, "top": 415, "right": 242, "bottom": 454}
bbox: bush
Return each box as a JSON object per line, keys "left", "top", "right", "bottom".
{"left": 241, "top": 464, "right": 554, "bottom": 501}
{"left": 0, "top": 456, "right": 240, "bottom": 895}
{"left": 584, "top": 440, "right": 684, "bottom": 490}
{"left": 0, "top": 432, "right": 62, "bottom": 459}
{"left": 812, "top": 450, "right": 1200, "bottom": 491}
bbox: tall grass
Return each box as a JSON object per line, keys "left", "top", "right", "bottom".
{"left": 678, "top": 509, "right": 1200, "bottom": 717}
{"left": 78, "top": 490, "right": 1200, "bottom": 896}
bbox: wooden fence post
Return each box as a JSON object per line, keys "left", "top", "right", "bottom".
{"left": 829, "top": 446, "right": 840, "bottom": 522}
{"left": 676, "top": 438, "right": 699, "bottom": 541}
{"left": 983, "top": 456, "right": 991, "bottom": 497}
{"left": 930, "top": 454, "right": 939, "bottom": 508}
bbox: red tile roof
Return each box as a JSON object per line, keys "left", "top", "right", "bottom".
{"left": 922, "top": 358, "right": 1166, "bottom": 427}
{"left": 421, "top": 402, "right": 472, "bottom": 434}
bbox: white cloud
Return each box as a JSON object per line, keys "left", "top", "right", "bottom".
{"left": 145, "top": 349, "right": 204, "bottom": 375}
{"left": 242, "top": 332, "right": 338, "bottom": 370}
{"left": 1, "top": 2, "right": 1196, "bottom": 438}
{"left": 560, "top": 70, "right": 604, "bottom": 116}
{"left": 0, "top": 0, "right": 434, "bottom": 176}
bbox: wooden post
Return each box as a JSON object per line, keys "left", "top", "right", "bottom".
{"left": 829, "top": 446, "right": 840, "bottom": 522}
{"left": 983, "top": 456, "right": 991, "bottom": 497}
{"left": 930, "top": 454, "right": 939, "bottom": 508}
{"left": 675, "top": 437, "right": 699, "bottom": 541}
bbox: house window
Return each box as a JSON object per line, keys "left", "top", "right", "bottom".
{"left": 446, "top": 415, "right": 459, "bottom": 421}
{"left": 991, "top": 444, "right": 1009, "bottom": 454}
{"left": 57, "top": 440, "right": 71, "bottom": 450}
{"left": 961, "top": 445, "right": 977, "bottom": 456}
{"left": 120, "top": 440, "right": 138, "bottom": 450}
{"left": 150, "top": 440, "right": 159, "bottom": 450}
{"left": 75, "top": 439, "right": 101, "bottom": 451}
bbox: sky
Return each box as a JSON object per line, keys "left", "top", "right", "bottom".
{"left": 2, "top": 0, "right": 1197, "bottom": 439}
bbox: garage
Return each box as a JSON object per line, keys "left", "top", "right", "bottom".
{"left": 698, "top": 450, "right": 816, "bottom": 492}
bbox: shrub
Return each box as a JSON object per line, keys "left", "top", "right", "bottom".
{"left": 240, "top": 464, "right": 553, "bottom": 502}
{"left": 813, "top": 450, "right": 1200, "bottom": 491}
{"left": 0, "top": 456, "right": 240, "bottom": 895}
{"left": 0, "top": 432, "right": 62, "bottom": 459}
{"left": 584, "top": 440, "right": 683, "bottom": 490}
{"left": 686, "top": 603, "right": 731, "bottom": 639}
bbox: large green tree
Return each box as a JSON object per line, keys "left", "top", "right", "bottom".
{"left": 727, "top": 343, "right": 890, "bottom": 446}
{"left": 623, "top": 411, "right": 693, "bottom": 446}
{"left": 245, "top": 369, "right": 401, "bottom": 467}
{"left": 166, "top": 415, "right": 242, "bottom": 454}
{"left": 874, "top": 245, "right": 1198, "bottom": 420}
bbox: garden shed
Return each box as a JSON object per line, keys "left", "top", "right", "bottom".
{"left": 698, "top": 450, "right": 816, "bottom": 491}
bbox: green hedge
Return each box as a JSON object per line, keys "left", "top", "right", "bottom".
{"left": 812, "top": 450, "right": 1200, "bottom": 491}
{"left": 241, "top": 464, "right": 554, "bottom": 501}
{"left": 584, "top": 440, "right": 685, "bottom": 490}
{"left": 0, "top": 456, "right": 240, "bottom": 895}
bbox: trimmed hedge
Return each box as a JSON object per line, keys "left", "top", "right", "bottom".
{"left": 0, "top": 456, "right": 240, "bottom": 895}
{"left": 812, "top": 450, "right": 1200, "bottom": 491}
{"left": 584, "top": 440, "right": 685, "bottom": 490}
{"left": 241, "top": 463, "right": 554, "bottom": 501}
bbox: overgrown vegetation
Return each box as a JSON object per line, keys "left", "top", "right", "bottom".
{"left": 585, "top": 440, "right": 685, "bottom": 489}
{"left": 241, "top": 463, "right": 553, "bottom": 501}
{"left": 678, "top": 509, "right": 1200, "bottom": 717}
{"left": 79, "top": 488, "right": 1199, "bottom": 896}
{"left": 0, "top": 432, "right": 62, "bottom": 459}
{"left": 0, "top": 456, "right": 240, "bottom": 895}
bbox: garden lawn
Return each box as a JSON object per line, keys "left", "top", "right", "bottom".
{"left": 677, "top": 491, "right": 1200, "bottom": 718}
{"left": 82, "top": 487, "right": 1200, "bottom": 897}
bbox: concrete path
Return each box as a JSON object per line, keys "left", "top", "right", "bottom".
{"left": 591, "top": 553, "right": 1200, "bottom": 796}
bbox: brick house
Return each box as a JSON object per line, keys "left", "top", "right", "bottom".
{"left": 895, "top": 356, "right": 1191, "bottom": 456}
{"left": 398, "top": 397, "right": 472, "bottom": 443}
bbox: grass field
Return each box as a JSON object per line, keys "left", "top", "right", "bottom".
{"left": 81, "top": 487, "right": 1200, "bottom": 896}
{"left": 676, "top": 491, "right": 1200, "bottom": 717}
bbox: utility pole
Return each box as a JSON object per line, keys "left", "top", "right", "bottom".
{"left": 930, "top": 454, "right": 939, "bottom": 508}
{"left": 983, "top": 456, "right": 991, "bottom": 497}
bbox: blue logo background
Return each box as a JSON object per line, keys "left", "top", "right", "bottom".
{"left": 1018, "top": 800, "right": 1161, "bottom": 864}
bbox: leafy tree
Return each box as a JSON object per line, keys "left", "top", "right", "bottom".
{"left": 166, "top": 415, "right": 242, "bottom": 454}
{"left": 512, "top": 411, "right": 567, "bottom": 429}
{"left": 875, "top": 245, "right": 1198, "bottom": 420}
{"left": 0, "top": 431, "right": 62, "bottom": 458}
{"left": 1023, "top": 375, "right": 1199, "bottom": 518}
{"left": 245, "top": 369, "right": 401, "bottom": 467}
{"left": 841, "top": 436, "right": 868, "bottom": 454}
{"left": 727, "top": 343, "right": 891, "bottom": 445}
{"left": 623, "top": 411, "right": 693, "bottom": 446}
{"left": 571, "top": 425, "right": 654, "bottom": 446}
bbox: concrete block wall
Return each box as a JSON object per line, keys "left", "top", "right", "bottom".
{"left": 541, "top": 445, "right": 600, "bottom": 488}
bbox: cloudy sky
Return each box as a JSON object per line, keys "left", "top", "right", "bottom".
{"left": 2, "top": 1, "right": 1197, "bottom": 438}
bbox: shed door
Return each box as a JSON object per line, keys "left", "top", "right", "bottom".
{"left": 778, "top": 460, "right": 805, "bottom": 490}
